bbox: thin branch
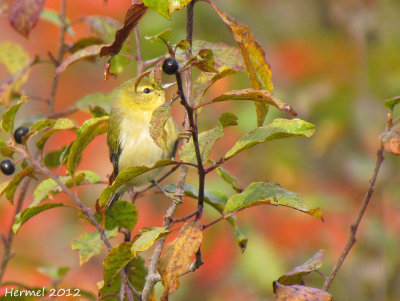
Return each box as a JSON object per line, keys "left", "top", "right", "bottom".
{"left": 48, "top": 106, "right": 78, "bottom": 119}
{"left": 48, "top": 0, "right": 67, "bottom": 114}
{"left": 141, "top": 3, "right": 196, "bottom": 300}
{"left": 0, "top": 178, "right": 30, "bottom": 284}
{"left": 132, "top": 0, "right": 144, "bottom": 74}
{"left": 133, "top": 165, "right": 180, "bottom": 200}
{"left": 17, "top": 147, "right": 112, "bottom": 250}
{"left": 322, "top": 114, "right": 392, "bottom": 290}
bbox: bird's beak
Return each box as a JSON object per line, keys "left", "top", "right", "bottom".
{"left": 162, "top": 82, "right": 176, "bottom": 90}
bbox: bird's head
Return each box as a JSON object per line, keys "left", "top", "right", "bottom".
{"left": 115, "top": 77, "right": 165, "bottom": 111}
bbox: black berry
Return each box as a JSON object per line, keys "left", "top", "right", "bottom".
{"left": 1, "top": 159, "right": 15, "bottom": 175}
{"left": 14, "top": 126, "right": 29, "bottom": 144}
{"left": 162, "top": 58, "right": 179, "bottom": 75}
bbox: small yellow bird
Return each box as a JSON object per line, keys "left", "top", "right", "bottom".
{"left": 107, "top": 77, "right": 178, "bottom": 207}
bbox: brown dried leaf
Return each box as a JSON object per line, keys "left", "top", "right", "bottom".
{"left": 212, "top": 89, "right": 297, "bottom": 117}
{"left": 100, "top": 3, "right": 148, "bottom": 58}
{"left": 8, "top": 0, "right": 45, "bottom": 37}
{"left": 158, "top": 220, "right": 203, "bottom": 300}
{"left": 273, "top": 282, "right": 332, "bottom": 301}
{"left": 278, "top": 250, "right": 324, "bottom": 285}
{"left": 56, "top": 45, "right": 105, "bottom": 76}
{"left": 211, "top": 4, "right": 273, "bottom": 126}
{"left": 380, "top": 123, "right": 400, "bottom": 155}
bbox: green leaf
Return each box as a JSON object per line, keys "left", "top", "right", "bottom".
{"left": 164, "top": 183, "right": 248, "bottom": 251}
{"left": 99, "top": 159, "right": 176, "bottom": 206}
{"left": 55, "top": 45, "right": 105, "bottom": 76}
{"left": 75, "top": 92, "right": 113, "bottom": 113}
{"left": 103, "top": 242, "right": 135, "bottom": 286}
{"left": 89, "top": 105, "right": 109, "bottom": 118}
{"left": 40, "top": 8, "right": 74, "bottom": 36}
{"left": 1, "top": 99, "right": 26, "bottom": 133}
{"left": 218, "top": 112, "right": 238, "bottom": 128}
{"left": 105, "top": 200, "right": 138, "bottom": 231}
{"left": 216, "top": 166, "right": 243, "bottom": 193}
{"left": 99, "top": 256, "right": 148, "bottom": 299}
{"left": 71, "top": 228, "right": 118, "bottom": 265}
{"left": 0, "top": 140, "right": 14, "bottom": 158}
{"left": 384, "top": 96, "right": 400, "bottom": 111}
{"left": 143, "top": 0, "right": 193, "bottom": 19}
{"left": 8, "top": 0, "right": 46, "bottom": 37}
{"left": 180, "top": 124, "right": 223, "bottom": 164}
{"left": 37, "top": 266, "right": 70, "bottom": 281}
{"left": 1, "top": 167, "right": 35, "bottom": 204}
{"left": 179, "top": 113, "right": 236, "bottom": 164}
{"left": 0, "top": 41, "right": 30, "bottom": 74}
{"left": 277, "top": 249, "right": 324, "bottom": 286}
{"left": 67, "top": 116, "right": 108, "bottom": 174}
{"left": 32, "top": 170, "right": 101, "bottom": 206}
{"left": 184, "top": 49, "right": 218, "bottom": 73}
{"left": 149, "top": 101, "right": 172, "bottom": 151}
{"left": 35, "top": 118, "right": 76, "bottom": 150}
{"left": 223, "top": 181, "right": 323, "bottom": 221}
{"left": 145, "top": 28, "right": 171, "bottom": 42}
{"left": 30, "top": 119, "right": 56, "bottom": 132}
{"left": 43, "top": 146, "right": 67, "bottom": 167}
{"left": 12, "top": 203, "right": 63, "bottom": 233}
{"left": 225, "top": 118, "right": 315, "bottom": 159}
{"left": 191, "top": 40, "right": 245, "bottom": 71}
{"left": 131, "top": 227, "right": 169, "bottom": 257}
{"left": 69, "top": 37, "right": 104, "bottom": 54}
{"left": 212, "top": 89, "right": 297, "bottom": 117}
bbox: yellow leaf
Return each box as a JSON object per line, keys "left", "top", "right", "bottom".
{"left": 158, "top": 220, "right": 202, "bottom": 299}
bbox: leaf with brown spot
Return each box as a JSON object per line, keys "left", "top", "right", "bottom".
{"left": 212, "top": 89, "right": 297, "bottom": 117}
{"left": 100, "top": 3, "right": 148, "bottom": 58}
{"left": 273, "top": 282, "right": 332, "bottom": 301}
{"left": 1, "top": 167, "right": 35, "bottom": 204}
{"left": 184, "top": 49, "right": 218, "bottom": 73}
{"left": 56, "top": 45, "right": 105, "bottom": 76}
{"left": 224, "top": 181, "right": 323, "bottom": 221}
{"left": 380, "top": 123, "right": 400, "bottom": 155}
{"left": 210, "top": 3, "right": 273, "bottom": 126}
{"left": 150, "top": 101, "right": 172, "bottom": 151}
{"left": 143, "top": 0, "right": 192, "bottom": 19}
{"left": 277, "top": 250, "right": 324, "bottom": 285}
{"left": 8, "top": 0, "right": 45, "bottom": 37}
{"left": 158, "top": 220, "right": 202, "bottom": 300}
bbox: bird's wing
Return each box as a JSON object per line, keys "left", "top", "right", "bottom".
{"left": 107, "top": 109, "right": 122, "bottom": 183}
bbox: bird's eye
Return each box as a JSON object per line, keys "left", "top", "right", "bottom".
{"left": 143, "top": 88, "right": 151, "bottom": 94}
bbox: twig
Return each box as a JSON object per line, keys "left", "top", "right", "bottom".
{"left": 48, "top": 107, "right": 78, "bottom": 119}
{"left": 322, "top": 115, "right": 391, "bottom": 290}
{"left": 133, "top": 165, "right": 180, "bottom": 200}
{"left": 132, "top": 0, "right": 144, "bottom": 74}
{"left": 48, "top": 0, "right": 67, "bottom": 114}
{"left": 0, "top": 178, "right": 30, "bottom": 284}
{"left": 17, "top": 147, "right": 112, "bottom": 250}
{"left": 175, "top": 71, "right": 206, "bottom": 219}
{"left": 141, "top": 3, "right": 196, "bottom": 300}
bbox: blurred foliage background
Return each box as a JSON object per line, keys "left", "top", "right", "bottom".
{"left": 1, "top": 0, "right": 400, "bottom": 300}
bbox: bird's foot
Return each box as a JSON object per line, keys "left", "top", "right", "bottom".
{"left": 151, "top": 179, "right": 183, "bottom": 204}
{"left": 178, "top": 129, "right": 192, "bottom": 140}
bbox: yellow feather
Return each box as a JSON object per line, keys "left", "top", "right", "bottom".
{"left": 108, "top": 78, "right": 178, "bottom": 188}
